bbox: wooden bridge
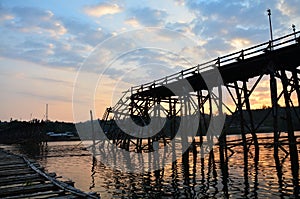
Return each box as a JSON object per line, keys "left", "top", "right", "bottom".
{"left": 98, "top": 30, "right": 300, "bottom": 195}
{"left": 101, "top": 31, "right": 300, "bottom": 143}
{"left": 0, "top": 148, "right": 100, "bottom": 198}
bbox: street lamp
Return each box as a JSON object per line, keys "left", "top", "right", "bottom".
{"left": 267, "top": 9, "right": 273, "bottom": 49}
{"left": 292, "top": 24, "right": 296, "bottom": 42}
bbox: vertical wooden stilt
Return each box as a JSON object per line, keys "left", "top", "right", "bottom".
{"left": 90, "top": 110, "right": 96, "bottom": 154}
{"left": 243, "top": 80, "right": 259, "bottom": 162}
{"left": 234, "top": 81, "right": 249, "bottom": 195}
{"left": 292, "top": 70, "right": 300, "bottom": 107}
{"left": 270, "top": 72, "right": 280, "bottom": 161}
{"left": 217, "top": 84, "right": 229, "bottom": 198}
{"left": 234, "top": 82, "right": 247, "bottom": 149}
{"left": 280, "top": 70, "right": 299, "bottom": 195}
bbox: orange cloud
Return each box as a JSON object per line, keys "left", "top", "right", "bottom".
{"left": 230, "top": 38, "right": 251, "bottom": 49}
{"left": 84, "top": 3, "right": 122, "bottom": 17}
{"left": 124, "top": 18, "right": 140, "bottom": 27}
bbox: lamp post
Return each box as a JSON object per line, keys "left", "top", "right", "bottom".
{"left": 292, "top": 24, "right": 296, "bottom": 42}
{"left": 267, "top": 9, "right": 273, "bottom": 49}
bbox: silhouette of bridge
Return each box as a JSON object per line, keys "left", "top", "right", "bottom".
{"left": 98, "top": 30, "right": 300, "bottom": 195}
{"left": 101, "top": 31, "right": 300, "bottom": 141}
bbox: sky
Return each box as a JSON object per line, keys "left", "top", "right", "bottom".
{"left": 0, "top": 0, "right": 299, "bottom": 122}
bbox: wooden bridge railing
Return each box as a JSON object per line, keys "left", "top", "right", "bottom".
{"left": 128, "top": 30, "right": 300, "bottom": 95}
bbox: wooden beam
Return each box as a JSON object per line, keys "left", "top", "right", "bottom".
{"left": 0, "top": 183, "right": 56, "bottom": 197}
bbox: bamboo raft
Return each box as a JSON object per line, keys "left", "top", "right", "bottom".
{"left": 0, "top": 148, "right": 100, "bottom": 199}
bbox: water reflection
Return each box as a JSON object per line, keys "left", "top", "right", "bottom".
{"left": 90, "top": 156, "right": 97, "bottom": 190}
{"left": 2, "top": 133, "right": 299, "bottom": 198}
{"left": 17, "top": 141, "right": 48, "bottom": 158}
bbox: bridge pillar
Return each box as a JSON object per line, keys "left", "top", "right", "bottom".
{"left": 196, "top": 91, "right": 209, "bottom": 146}
{"left": 168, "top": 97, "right": 177, "bottom": 139}
{"left": 234, "top": 82, "right": 247, "bottom": 146}
{"left": 234, "top": 81, "right": 249, "bottom": 192}
{"left": 216, "top": 84, "right": 229, "bottom": 197}
{"left": 280, "top": 69, "right": 299, "bottom": 195}
{"left": 292, "top": 69, "right": 300, "bottom": 107}
{"left": 168, "top": 97, "right": 177, "bottom": 160}
{"left": 269, "top": 72, "right": 280, "bottom": 155}
{"left": 269, "top": 70, "right": 285, "bottom": 193}
{"left": 242, "top": 80, "right": 259, "bottom": 162}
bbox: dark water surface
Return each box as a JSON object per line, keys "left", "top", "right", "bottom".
{"left": 2, "top": 133, "right": 299, "bottom": 198}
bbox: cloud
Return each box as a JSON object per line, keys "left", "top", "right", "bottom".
{"left": 174, "top": 0, "right": 186, "bottom": 6}
{"left": 0, "top": 4, "right": 14, "bottom": 22}
{"left": 1, "top": 0, "right": 295, "bottom": 75}
{"left": 6, "top": 7, "right": 67, "bottom": 37}
{"left": 189, "top": 1, "right": 268, "bottom": 36}
{"left": 275, "top": 0, "right": 300, "bottom": 35}
{"left": 165, "top": 22, "right": 195, "bottom": 37}
{"left": 130, "top": 7, "right": 168, "bottom": 26}
{"left": 84, "top": 3, "right": 122, "bottom": 17}
{"left": 230, "top": 38, "right": 251, "bottom": 49}
{"left": 0, "top": 34, "right": 86, "bottom": 68}
{"left": 61, "top": 17, "right": 111, "bottom": 45}
{"left": 0, "top": 5, "right": 114, "bottom": 69}
{"left": 277, "top": 0, "right": 299, "bottom": 16}
{"left": 17, "top": 91, "right": 72, "bottom": 103}
{"left": 202, "top": 38, "right": 233, "bottom": 57}
{"left": 124, "top": 18, "right": 140, "bottom": 27}
{"left": 187, "top": 0, "right": 300, "bottom": 42}
{"left": 81, "top": 45, "right": 189, "bottom": 88}
{"left": 180, "top": 0, "right": 300, "bottom": 59}
{"left": 31, "top": 76, "right": 73, "bottom": 87}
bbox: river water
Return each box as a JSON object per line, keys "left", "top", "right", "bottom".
{"left": 1, "top": 132, "right": 299, "bottom": 198}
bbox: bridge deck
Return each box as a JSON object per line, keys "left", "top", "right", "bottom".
{"left": 132, "top": 32, "right": 300, "bottom": 98}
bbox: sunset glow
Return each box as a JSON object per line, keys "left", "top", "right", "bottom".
{"left": 1, "top": 0, "right": 299, "bottom": 122}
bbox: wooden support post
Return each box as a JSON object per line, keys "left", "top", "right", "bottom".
{"left": 217, "top": 84, "right": 226, "bottom": 149}
{"left": 168, "top": 97, "right": 177, "bottom": 161}
{"left": 182, "top": 96, "right": 190, "bottom": 191}
{"left": 280, "top": 70, "right": 299, "bottom": 195}
{"left": 234, "top": 81, "right": 249, "bottom": 193}
{"left": 243, "top": 80, "right": 259, "bottom": 162}
{"left": 292, "top": 70, "right": 300, "bottom": 107}
{"left": 169, "top": 97, "right": 174, "bottom": 139}
{"left": 90, "top": 110, "right": 96, "bottom": 154}
{"left": 207, "top": 90, "right": 213, "bottom": 147}
{"left": 180, "top": 95, "right": 188, "bottom": 154}
{"left": 234, "top": 82, "right": 247, "bottom": 147}
{"left": 197, "top": 91, "right": 205, "bottom": 159}
{"left": 196, "top": 91, "right": 202, "bottom": 141}
{"left": 270, "top": 72, "right": 280, "bottom": 158}
{"left": 217, "top": 84, "right": 229, "bottom": 198}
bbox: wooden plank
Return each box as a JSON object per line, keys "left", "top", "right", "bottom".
{"left": 0, "top": 154, "right": 23, "bottom": 159}
{"left": 0, "top": 173, "right": 56, "bottom": 187}
{"left": 0, "top": 168, "right": 35, "bottom": 177}
{"left": 0, "top": 160, "right": 25, "bottom": 166}
{"left": 0, "top": 183, "right": 56, "bottom": 197}
{"left": 0, "top": 173, "right": 42, "bottom": 187}
{"left": 0, "top": 163, "right": 39, "bottom": 171}
{"left": 48, "top": 194, "right": 79, "bottom": 199}
{"left": 3, "top": 190, "right": 65, "bottom": 199}
{"left": 0, "top": 158, "right": 24, "bottom": 163}
{"left": 0, "top": 164, "right": 42, "bottom": 172}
